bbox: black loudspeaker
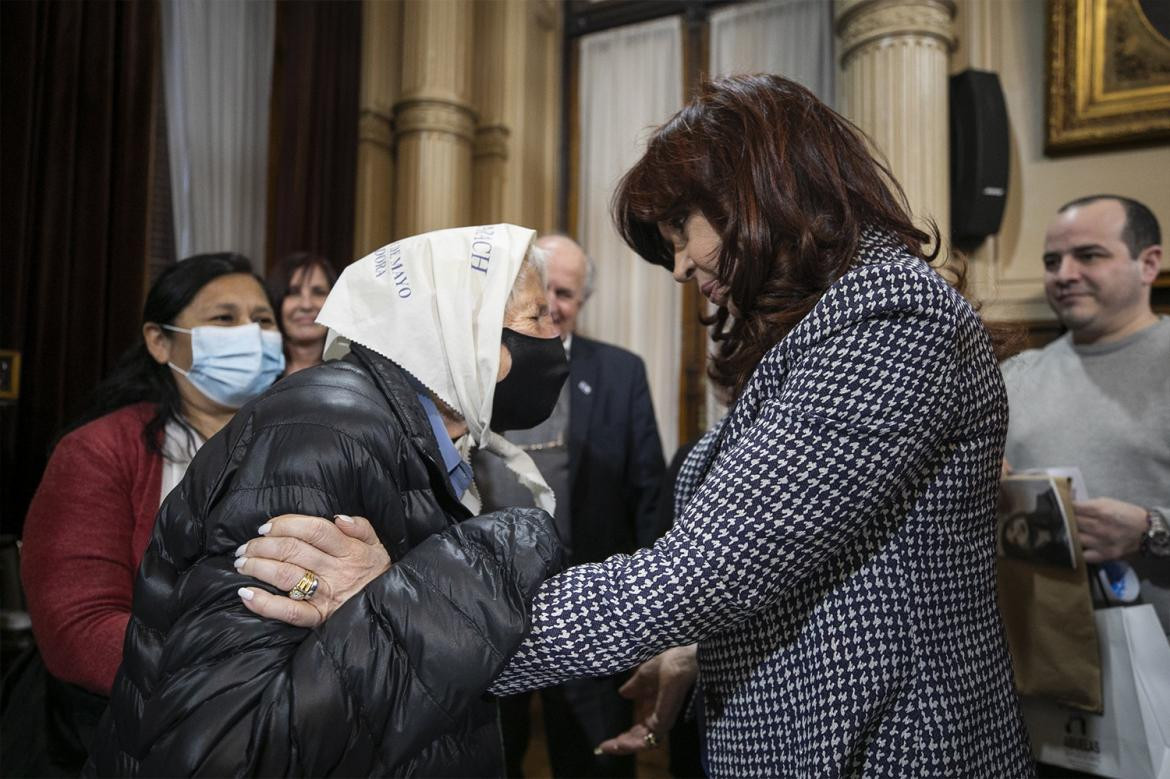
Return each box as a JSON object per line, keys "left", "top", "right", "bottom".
{"left": 950, "top": 69, "right": 1010, "bottom": 246}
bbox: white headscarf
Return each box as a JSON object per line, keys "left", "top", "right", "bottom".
{"left": 317, "top": 224, "right": 555, "bottom": 515}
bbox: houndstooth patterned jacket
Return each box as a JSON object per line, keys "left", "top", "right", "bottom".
{"left": 491, "top": 231, "right": 1033, "bottom": 778}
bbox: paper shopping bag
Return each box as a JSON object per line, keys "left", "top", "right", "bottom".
{"left": 997, "top": 476, "right": 1102, "bottom": 712}
{"left": 1020, "top": 605, "right": 1170, "bottom": 779}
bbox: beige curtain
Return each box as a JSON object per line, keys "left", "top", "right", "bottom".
{"left": 576, "top": 16, "right": 684, "bottom": 456}
{"left": 161, "top": 0, "right": 275, "bottom": 270}
{"left": 709, "top": 0, "right": 835, "bottom": 101}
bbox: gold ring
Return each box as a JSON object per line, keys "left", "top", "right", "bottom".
{"left": 643, "top": 731, "right": 659, "bottom": 748}
{"left": 289, "top": 570, "right": 319, "bottom": 601}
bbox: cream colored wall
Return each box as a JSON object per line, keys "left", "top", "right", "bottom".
{"left": 954, "top": 0, "right": 1170, "bottom": 321}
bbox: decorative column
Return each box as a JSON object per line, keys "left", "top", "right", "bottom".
{"left": 393, "top": 0, "right": 477, "bottom": 238}
{"left": 471, "top": 0, "right": 561, "bottom": 231}
{"left": 835, "top": 0, "right": 956, "bottom": 242}
{"left": 353, "top": 0, "right": 401, "bottom": 257}
{"left": 471, "top": 0, "right": 510, "bottom": 225}
{"left": 500, "top": 0, "right": 561, "bottom": 233}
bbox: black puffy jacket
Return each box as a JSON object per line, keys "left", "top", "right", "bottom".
{"left": 86, "top": 345, "right": 563, "bottom": 777}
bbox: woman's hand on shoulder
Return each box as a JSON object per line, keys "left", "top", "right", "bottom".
{"left": 235, "top": 514, "right": 391, "bottom": 628}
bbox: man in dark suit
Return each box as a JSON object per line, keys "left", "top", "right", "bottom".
{"left": 473, "top": 234, "right": 666, "bottom": 778}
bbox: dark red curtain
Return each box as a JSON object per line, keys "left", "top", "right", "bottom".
{"left": 0, "top": 0, "right": 159, "bottom": 535}
{"left": 266, "top": 0, "right": 361, "bottom": 273}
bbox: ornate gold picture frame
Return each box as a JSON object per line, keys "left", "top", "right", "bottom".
{"left": 1047, "top": 0, "right": 1170, "bottom": 152}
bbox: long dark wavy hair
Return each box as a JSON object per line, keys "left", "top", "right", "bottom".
{"left": 61, "top": 253, "right": 264, "bottom": 457}
{"left": 613, "top": 73, "right": 976, "bottom": 400}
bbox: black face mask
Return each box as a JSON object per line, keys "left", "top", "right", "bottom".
{"left": 491, "top": 328, "right": 569, "bottom": 432}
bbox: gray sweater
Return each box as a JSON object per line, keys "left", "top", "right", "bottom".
{"left": 1002, "top": 316, "right": 1170, "bottom": 633}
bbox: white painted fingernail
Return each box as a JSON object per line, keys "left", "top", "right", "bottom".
{"left": 235, "top": 543, "right": 248, "bottom": 557}
{"left": 237, "top": 587, "right": 254, "bottom": 601}
{"left": 335, "top": 514, "right": 354, "bottom": 524}
{"left": 234, "top": 557, "right": 248, "bottom": 569}
{"left": 593, "top": 747, "right": 604, "bottom": 756}
{"left": 258, "top": 523, "right": 272, "bottom": 535}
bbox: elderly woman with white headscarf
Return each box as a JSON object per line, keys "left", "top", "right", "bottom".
{"left": 85, "top": 225, "right": 569, "bottom": 778}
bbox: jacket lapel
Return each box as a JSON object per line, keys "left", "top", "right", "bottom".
{"left": 568, "top": 336, "right": 597, "bottom": 487}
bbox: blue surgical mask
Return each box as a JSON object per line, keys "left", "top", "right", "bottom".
{"left": 165, "top": 323, "right": 285, "bottom": 408}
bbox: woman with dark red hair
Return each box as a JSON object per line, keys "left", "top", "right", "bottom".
{"left": 240, "top": 74, "right": 1032, "bottom": 777}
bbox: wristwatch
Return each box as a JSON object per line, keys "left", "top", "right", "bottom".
{"left": 1142, "top": 507, "right": 1170, "bottom": 558}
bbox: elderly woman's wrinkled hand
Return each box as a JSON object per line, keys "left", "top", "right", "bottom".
{"left": 594, "top": 644, "right": 698, "bottom": 756}
{"left": 236, "top": 514, "right": 390, "bottom": 628}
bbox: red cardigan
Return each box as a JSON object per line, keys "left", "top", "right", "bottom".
{"left": 21, "top": 403, "right": 164, "bottom": 695}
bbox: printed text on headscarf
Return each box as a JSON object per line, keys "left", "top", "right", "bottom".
{"left": 470, "top": 225, "right": 496, "bottom": 274}
{"left": 374, "top": 244, "right": 412, "bottom": 299}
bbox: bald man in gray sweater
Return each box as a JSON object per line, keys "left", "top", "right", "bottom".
{"left": 1002, "top": 194, "right": 1169, "bottom": 634}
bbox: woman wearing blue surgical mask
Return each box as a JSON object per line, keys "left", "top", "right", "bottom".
{"left": 18, "top": 253, "right": 280, "bottom": 774}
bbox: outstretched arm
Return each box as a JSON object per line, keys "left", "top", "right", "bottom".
{"left": 490, "top": 295, "right": 968, "bottom": 694}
